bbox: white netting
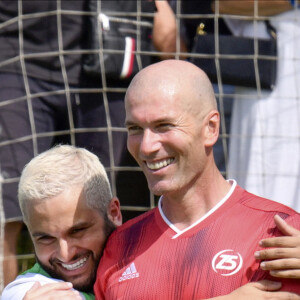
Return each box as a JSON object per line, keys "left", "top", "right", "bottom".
{"left": 1, "top": 0, "right": 299, "bottom": 291}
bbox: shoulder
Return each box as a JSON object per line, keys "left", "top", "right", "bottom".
{"left": 112, "top": 208, "right": 157, "bottom": 236}
{"left": 103, "top": 208, "right": 158, "bottom": 255}
{"left": 235, "top": 185, "right": 300, "bottom": 228}
{"left": 238, "top": 186, "right": 298, "bottom": 214}
{"left": 2, "top": 273, "right": 62, "bottom": 300}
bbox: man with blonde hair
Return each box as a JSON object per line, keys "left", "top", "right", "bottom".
{"left": 2, "top": 145, "right": 122, "bottom": 299}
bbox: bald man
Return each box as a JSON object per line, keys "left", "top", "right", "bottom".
{"left": 94, "top": 60, "right": 300, "bottom": 299}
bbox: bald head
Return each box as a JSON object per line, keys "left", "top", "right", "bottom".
{"left": 125, "top": 60, "right": 217, "bottom": 118}
{"left": 125, "top": 60, "right": 220, "bottom": 196}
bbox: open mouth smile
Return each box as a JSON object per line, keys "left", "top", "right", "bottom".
{"left": 146, "top": 158, "right": 174, "bottom": 170}
{"left": 61, "top": 255, "right": 88, "bottom": 271}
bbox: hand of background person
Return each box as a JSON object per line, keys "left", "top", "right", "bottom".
{"left": 211, "top": 280, "right": 300, "bottom": 300}
{"left": 152, "top": 0, "right": 176, "bottom": 59}
{"left": 255, "top": 214, "right": 300, "bottom": 279}
{"left": 152, "top": 0, "right": 187, "bottom": 59}
{"left": 23, "top": 281, "right": 82, "bottom": 300}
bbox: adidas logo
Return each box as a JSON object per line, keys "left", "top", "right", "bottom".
{"left": 118, "top": 262, "right": 140, "bottom": 282}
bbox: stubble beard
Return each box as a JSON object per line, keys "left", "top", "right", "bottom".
{"left": 35, "top": 217, "right": 117, "bottom": 293}
{"left": 36, "top": 252, "right": 99, "bottom": 293}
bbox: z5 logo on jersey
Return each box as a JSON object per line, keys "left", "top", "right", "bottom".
{"left": 212, "top": 249, "right": 243, "bottom": 276}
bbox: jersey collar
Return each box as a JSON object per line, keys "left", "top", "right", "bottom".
{"left": 158, "top": 180, "right": 237, "bottom": 239}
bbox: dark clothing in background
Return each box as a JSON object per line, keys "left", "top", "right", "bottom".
{"left": 181, "top": 0, "right": 231, "bottom": 50}
{"left": 0, "top": 0, "right": 155, "bottom": 222}
{"left": 0, "top": 1, "right": 84, "bottom": 84}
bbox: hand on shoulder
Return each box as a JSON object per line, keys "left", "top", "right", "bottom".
{"left": 255, "top": 215, "right": 300, "bottom": 279}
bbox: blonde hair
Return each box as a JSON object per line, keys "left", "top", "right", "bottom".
{"left": 18, "top": 145, "right": 112, "bottom": 224}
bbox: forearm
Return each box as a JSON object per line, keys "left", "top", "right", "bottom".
{"left": 212, "top": 0, "right": 292, "bottom": 16}
{"left": 152, "top": 0, "right": 187, "bottom": 59}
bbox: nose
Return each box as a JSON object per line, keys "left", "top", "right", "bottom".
{"left": 139, "top": 129, "right": 160, "bottom": 156}
{"left": 56, "top": 239, "right": 76, "bottom": 262}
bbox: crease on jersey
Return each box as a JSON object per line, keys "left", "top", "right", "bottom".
{"left": 158, "top": 180, "right": 237, "bottom": 239}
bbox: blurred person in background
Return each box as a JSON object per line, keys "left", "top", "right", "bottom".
{"left": 214, "top": 1, "right": 300, "bottom": 210}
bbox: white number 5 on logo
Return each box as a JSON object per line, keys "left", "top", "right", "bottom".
{"left": 212, "top": 249, "right": 243, "bottom": 276}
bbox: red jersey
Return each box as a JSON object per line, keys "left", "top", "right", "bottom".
{"left": 94, "top": 183, "right": 300, "bottom": 300}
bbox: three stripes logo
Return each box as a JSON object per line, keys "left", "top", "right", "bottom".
{"left": 119, "top": 262, "right": 140, "bottom": 282}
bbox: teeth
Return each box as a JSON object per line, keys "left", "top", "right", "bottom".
{"left": 61, "top": 256, "right": 88, "bottom": 271}
{"left": 147, "top": 158, "right": 174, "bottom": 170}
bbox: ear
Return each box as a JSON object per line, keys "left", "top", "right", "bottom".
{"left": 204, "top": 110, "right": 220, "bottom": 147}
{"left": 107, "top": 197, "right": 122, "bottom": 227}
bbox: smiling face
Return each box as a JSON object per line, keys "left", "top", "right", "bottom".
{"left": 27, "top": 186, "right": 116, "bottom": 292}
{"left": 125, "top": 62, "right": 217, "bottom": 197}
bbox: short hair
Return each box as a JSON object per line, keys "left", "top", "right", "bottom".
{"left": 18, "top": 145, "right": 112, "bottom": 224}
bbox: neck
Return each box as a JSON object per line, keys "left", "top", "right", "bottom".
{"left": 161, "top": 171, "right": 232, "bottom": 231}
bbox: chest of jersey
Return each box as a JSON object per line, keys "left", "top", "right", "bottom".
{"left": 103, "top": 210, "right": 268, "bottom": 299}
{"left": 98, "top": 191, "right": 300, "bottom": 300}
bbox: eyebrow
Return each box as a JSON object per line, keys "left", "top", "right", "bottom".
{"left": 124, "top": 120, "right": 135, "bottom": 128}
{"left": 125, "top": 117, "right": 173, "bottom": 128}
{"left": 67, "top": 221, "right": 92, "bottom": 233}
{"left": 32, "top": 231, "right": 50, "bottom": 238}
{"left": 31, "top": 221, "right": 92, "bottom": 238}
